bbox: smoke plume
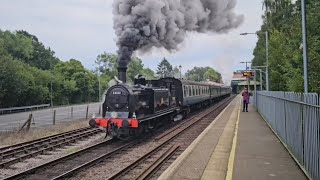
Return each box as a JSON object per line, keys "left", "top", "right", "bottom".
{"left": 113, "top": 0, "right": 244, "bottom": 68}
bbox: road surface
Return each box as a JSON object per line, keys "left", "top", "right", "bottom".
{"left": 0, "top": 103, "right": 101, "bottom": 132}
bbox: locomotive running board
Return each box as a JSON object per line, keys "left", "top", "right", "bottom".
{"left": 138, "top": 108, "right": 180, "bottom": 123}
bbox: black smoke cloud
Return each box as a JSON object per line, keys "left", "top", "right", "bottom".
{"left": 113, "top": 0, "right": 244, "bottom": 68}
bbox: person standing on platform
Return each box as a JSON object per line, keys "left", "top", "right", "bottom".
{"left": 242, "top": 88, "right": 250, "bottom": 112}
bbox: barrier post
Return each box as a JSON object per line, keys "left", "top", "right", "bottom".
{"left": 17, "top": 113, "right": 32, "bottom": 133}
{"left": 53, "top": 110, "right": 56, "bottom": 125}
{"left": 71, "top": 107, "right": 73, "bottom": 120}
{"left": 86, "top": 105, "right": 89, "bottom": 119}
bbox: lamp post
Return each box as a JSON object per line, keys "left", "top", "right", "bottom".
{"left": 240, "top": 61, "right": 252, "bottom": 91}
{"left": 98, "top": 61, "right": 101, "bottom": 102}
{"left": 253, "top": 69, "right": 257, "bottom": 106}
{"left": 98, "top": 60, "right": 102, "bottom": 114}
{"left": 179, "top": 65, "right": 182, "bottom": 79}
{"left": 49, "top": 60, "right": 53, "bottom": 108}
{"left": 301, "top": 0, "right": 308, "bottom": 93}
{"left": 240, "top": 31, "right": 269, "bottom": 91}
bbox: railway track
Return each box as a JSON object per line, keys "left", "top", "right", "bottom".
{"left": 106, "top": 95, "right": 235, "bottom": 180}
{"left": 3, "top": 96, "right": 234, "bottom": 180}
{"left": 0, "top": 127, "right": 102, "bottom": 168}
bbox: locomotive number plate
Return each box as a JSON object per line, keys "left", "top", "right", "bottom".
{"left": 112, "top": 92, "right": 122, "bottom": 95}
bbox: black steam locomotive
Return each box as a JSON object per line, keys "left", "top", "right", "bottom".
{"left": 89, "top": 73, "right": 231, "bottom": 139}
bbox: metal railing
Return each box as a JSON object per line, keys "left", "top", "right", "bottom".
{"left": 0, "top": 104, "right": 50, "bottom": 115}
{"left": 256, "top": 91, "right": 319, "bottom": 180}
{"left": 0, "top": 103, "right": 102, "bottom": 132}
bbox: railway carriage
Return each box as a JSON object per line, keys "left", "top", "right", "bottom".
{"left": 89, "top": 75, "right": 231, "bottom": 139}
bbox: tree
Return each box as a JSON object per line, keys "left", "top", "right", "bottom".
{"left": 141, "top": 68, "right": 156, "bottom": 80}
{"left": 0, "top": 29, "right": 105, "bottom": 107}
{"left": 17, "top": 30, "right": 60, "bottom": 70}
{"left": 0, "top": 57, "right": 51, "bottom": 107}
{"left": 186, "top": 67, "right": 222, "bottom": 83}
{"left": 96, "top": 52, "right": 118, "bottom": 78}
{"left": 156, "top": 58, "right": 173, "bottom": 78}
{"left": 173, "top": 66, "right": 180, "bottom": 78}
{"left": 252, "top": 0, "right": 320, "bottom": 93}
{"left": 96, "top": 52, "right": 145, "bottom": 83}
{"left": 0, "top": 30, "right": 34, "bottom": 61}
{"left": 54, "top": 59, "right": 98, "bottom": 103}
{"left": 204, "top": 68, "right": 221, "bottom": 82}
{"left": 127, "top": 57, "right": 144, "bottom": 81}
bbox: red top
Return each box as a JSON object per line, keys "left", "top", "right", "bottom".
{"left": 242, "top": 91, "right": 250, "bottom": 103}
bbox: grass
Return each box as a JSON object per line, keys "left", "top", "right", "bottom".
{"left": 0, "top": 119, "right": 90, "bottom": 147}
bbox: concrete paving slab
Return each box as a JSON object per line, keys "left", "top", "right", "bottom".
{"left": 232, "top": 105, "right": 308, "bottom": 180}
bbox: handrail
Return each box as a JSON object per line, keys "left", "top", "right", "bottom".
{"left": 0, "top": 104, "right": 50, "bottom": 115}
{"left": 257, "top": 92, "right": 320, "bottom": 108}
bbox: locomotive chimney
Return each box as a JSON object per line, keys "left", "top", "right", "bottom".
{"left": 118, "top": 67, "right": 127, "bottom": 83}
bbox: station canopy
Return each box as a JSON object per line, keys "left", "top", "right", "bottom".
{"left": 238, "top": 81, "right": 261, "bottom": 86}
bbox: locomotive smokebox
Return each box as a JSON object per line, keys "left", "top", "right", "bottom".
{"left": 118, "top": 67, "right": 127, "bottom": 83}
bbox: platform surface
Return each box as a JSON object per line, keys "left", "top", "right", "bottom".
{"left": 158, "top": 95, "right": 308, "bottom": 180}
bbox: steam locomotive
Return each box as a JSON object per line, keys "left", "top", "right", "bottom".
{"left": 89, "top": 73, "right": 231, "bottom": 139}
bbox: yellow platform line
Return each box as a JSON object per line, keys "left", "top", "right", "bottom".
{"left": 225, "top": 101, "right": 240, "bottom": 180}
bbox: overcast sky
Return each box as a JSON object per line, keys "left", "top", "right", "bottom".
{"left": 0, "top": 0, "right": 263, "bottom": 84}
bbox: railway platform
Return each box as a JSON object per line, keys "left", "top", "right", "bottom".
{"left": 158, "top": 95, "right": 308, "bottom": 180}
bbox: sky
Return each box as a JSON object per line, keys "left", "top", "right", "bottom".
{"left": 0, "top": 0, "right": 263, "bottom": 85}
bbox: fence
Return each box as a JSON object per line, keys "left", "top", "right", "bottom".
{"left": 256, "top": 91, "right": 319, "bottom": 180}
{"left": 0, "top": 103, "right": 101, "bottom": 132}
{"left": 0, "top": 104, "right": 50, "bottom": 115}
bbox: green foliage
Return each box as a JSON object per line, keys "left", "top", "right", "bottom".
{"left": 252, "top": 0, "right": 320, "bottom": 93}
{"left": 96, "top": 52, "right": 154, "bottom": 83}
{"left": 0, "top": 30, "right": 101, "bottom": 107}
{"left": 141, "top": 68, "right": 156, "bottom": 80}
{"left": 0, "top": 56, "right": 50, "bottom": 107}
{"left": 0, "top": 30, "right": 34, "bottom": 61}
{"left": 172, "top": 66, "right": 181, "bottom": 79}
{"left": 17, "top": 30, "right": 60, "bottom": 70}
{"left": 186, "top": 67, "right": 222, "bottom": 83}
{"left": 54, "top": 59, "right": 98, "bottom": 104}
{"left": 127, "top": 57, "right": 144, "bottom": 81}
{"left": 156, "top": 58, "right": 173, "bottom": 78}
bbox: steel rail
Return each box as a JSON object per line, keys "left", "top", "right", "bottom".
{"left": 106, "top": 96, "right": 235, "bottom": 180}
{"left": 0, "top": 127, "right": 91, "bottom": 153}
{"left": 0, "top": 128, "right": 102, "bottom": 168}
{"left": 3, "top": 139, "right": 120, "bottom": 180}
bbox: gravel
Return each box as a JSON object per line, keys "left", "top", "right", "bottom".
{"left": 0, "top": 133, "right": 107, "bottom": 179}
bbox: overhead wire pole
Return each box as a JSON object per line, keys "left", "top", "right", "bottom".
{"left": 301, "top": 0, "right": 308, "bottom": 93}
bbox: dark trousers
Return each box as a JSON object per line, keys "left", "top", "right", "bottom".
{"left": 243, "top": 100, "right": 248, "bottom": 111}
